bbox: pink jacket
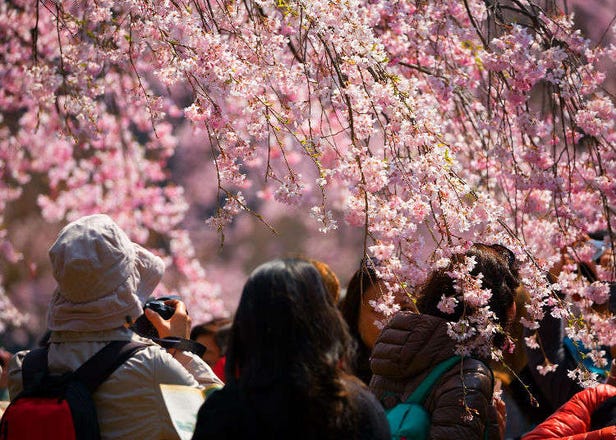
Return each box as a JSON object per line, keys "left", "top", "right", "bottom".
{"left": 522, "top": 384, "right": 616, "bottom": 440}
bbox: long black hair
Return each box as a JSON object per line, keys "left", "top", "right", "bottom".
{"left": 225, "top": 258, "right": 357, "bottom": 437}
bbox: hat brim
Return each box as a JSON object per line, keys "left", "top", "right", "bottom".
{"left": 134, "top": 244, "right": 165, "bottom": 303}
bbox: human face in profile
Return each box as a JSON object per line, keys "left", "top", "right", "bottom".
{"left": 357, "top": 281, "right": 415, "bottom": 349}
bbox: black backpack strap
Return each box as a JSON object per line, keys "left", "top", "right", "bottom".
{"left": 21, "top": 347, "right": 50, "bottom": 389}
{"left": 73, "top": 340, "right": 147, "bottom": 393}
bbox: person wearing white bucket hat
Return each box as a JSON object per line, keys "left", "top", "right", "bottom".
{"left": 7, "top": 214, "right": 222, "bottom": 439}
{"left": 46, "top": 214, "right": 168, "bottom": 331}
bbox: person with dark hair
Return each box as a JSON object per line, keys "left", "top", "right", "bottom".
{"left": 370, "top": 243, "right": 520, "bottom": 440}
{"left": 192, "top": 258, "right": 391, "bottom": 440}
{"left": 339, "top": 259, "right": 415, "bottom": 385}
{"left": 489, "top": 285, "right": 549, "bottom": 438}
{"left": 338, "top": 260, "right": 381, "bottom": 385}
{"left": 522, "top": 384, "right": 616, "bottom": 439}
{"left": 190, "top": 317, "right": 233, "bottom": 379}
{"left": 591, "top": 394, "right": 616, "bottom": 431}
{"left": 308, "top": 258, "right": 341, "bottom": 304}
{"left": 524, "top": 233, "right": 616, "bottom": 422}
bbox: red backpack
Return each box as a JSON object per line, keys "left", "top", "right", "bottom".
{"left": 0, "top": 340, "right": 146, "bottom": 440}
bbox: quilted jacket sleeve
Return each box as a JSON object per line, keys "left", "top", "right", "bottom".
{"left": 521, "top": 385, "right": 616, "bottom": 440}
{"left": 427, "top": 359, "right": 499, "bottom": 440}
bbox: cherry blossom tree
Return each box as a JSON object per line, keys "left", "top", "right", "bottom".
{"left": 1, "top": 0, "right": 616, "bottom": 383}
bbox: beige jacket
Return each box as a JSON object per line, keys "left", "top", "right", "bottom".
{"left": 8, "top": 327, "right": 223, "bottom": 440}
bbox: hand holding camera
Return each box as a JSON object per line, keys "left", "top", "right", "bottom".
{"left": 131, "top": 296, "right": 205, "bottom": 357}
{"left": 131, "top": 295, "right": 189, "bottom": 339}
{"left": 145, "top": 298, "right": 192, "bottom": 339}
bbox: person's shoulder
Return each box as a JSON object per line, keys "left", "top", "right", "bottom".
{"left": 462, "top": 356, "right": 493, "bottom": 375}
{"left": 126, "top": 341, "right": 167, "bottom": 361}
{"left": 198, "top": 383, "right": 244, "bottom": 421}
{"left": 435, "top": 356, "right": 494, "bottom": 398}
{"left": 344, "top": 375, "right": 369, "bottom": 393}
{"left": 193, "top": 384, "right": 243, "bottom": 440}
{"left": 343, "top": 376, "right": 391, "bottom": 439}
{"left": 204, "top": 382, "right": 239, "bottom": 406}
{"left": 118, "top": 343, "right": 179, "bottom": 375}
{"left": 343, "top": 376, "right": 385, "bottom": 414}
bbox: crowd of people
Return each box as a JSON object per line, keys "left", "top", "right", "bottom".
{"left": 0, "top": 213, "right": 616, "bottom": 439}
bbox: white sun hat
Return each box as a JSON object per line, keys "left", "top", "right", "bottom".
{"left": 47, "top": 214, "right": 165, "bottom": 331}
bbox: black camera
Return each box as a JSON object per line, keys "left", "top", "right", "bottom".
{"left": 132, "top": 295, "right": 180, "bottom": 339}
{"left": 131, "top": 296, "right": 206, "bottom": 358}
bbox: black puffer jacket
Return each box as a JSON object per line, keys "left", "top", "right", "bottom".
{"left": 370, "top": 312, "right": 501, "bottom": 440}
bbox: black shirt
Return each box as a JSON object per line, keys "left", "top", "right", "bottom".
{"left": 192, "top": 377, "right": 390, "bottom": 440}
